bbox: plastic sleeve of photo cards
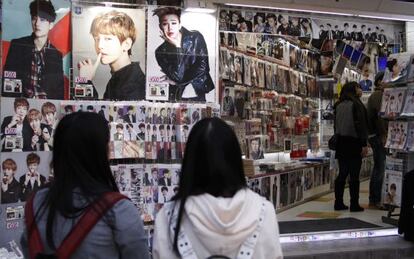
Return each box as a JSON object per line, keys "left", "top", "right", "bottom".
{"left": 385, "top": 121, "right": 414, "bottom": 151}
{"left": 58, "top": 100, "right": 217, "bottom": 160}
{"left": 110, "top": 163, "right": 181, "bottom": 224}
{"left": 379, "top": 87, "right": 407, "bottom": 118}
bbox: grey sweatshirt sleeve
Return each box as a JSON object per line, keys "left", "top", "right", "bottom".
{"left": 111, "top": 199, "right": 150, "bottom": 259}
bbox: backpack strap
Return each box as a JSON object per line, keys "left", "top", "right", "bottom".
{"left": 236, "top": 199, "right": 266, "bottom": 259}
{"left": 164, "top": 202, "right": 198, "bottom": 259}
{"left": 25, "top": 193, "right": 45, "bottom": 259}
{"left": 26, "top": 191, "right": 128, "bottom": 259}
{"left": 55, "top": 192, "right": 128, "bottom": 259}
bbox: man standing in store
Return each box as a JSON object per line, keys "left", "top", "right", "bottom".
{"left": 367, "top": 72, "right": 387, "bottom": 209}
{"left": 3, "top": 0, "right": 64, "bottom": 99}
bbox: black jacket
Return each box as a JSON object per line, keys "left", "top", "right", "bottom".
{"left": 155, "top": 27, "right": 214, "bottom": 102}
{"left": 367, "top": 89, "right": 387, "bottom": 138}
{"left": 103, "top": 62, "right": 146, "bottom": 101}
{"left": 334, "top": 99, "right": 369, "bottom": 159}
{"left": 1, "top": 178, "right": 21, "bottom": 203}
{"left": 3, "top": 35, "right": 64, "bottom": 99}
{"left": 19, "top": 174, "right": 46, "bottom": 202}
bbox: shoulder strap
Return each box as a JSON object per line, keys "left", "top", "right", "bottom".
{"left": 55, "top": 192, "right": 128, "bottom": 259}
{"left": 26, "top": 193, "right": 45, "bottom": 259}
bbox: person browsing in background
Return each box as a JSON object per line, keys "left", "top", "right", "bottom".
{"left": 79, "top": 11, "right": 146, "bottom": 100}
{"left": 1, "top": 159, "right": 21, "bottom": 204}
{"left": 2, "top": 0, "right": 64, "bottom": 99}
{"left": 153, "top": 118, "right": 283, "bottom": 259}
{"left": 153, "top": 7, "right": 215, "bottom": 102}
{"left": 367, "top": 72, "right": 388, "bottom": 209}
{"left": 20, "top": 112, "right": 149, "bottom": 258}
{"left": 334, "top": 82, "right": 369, "bottom": 212}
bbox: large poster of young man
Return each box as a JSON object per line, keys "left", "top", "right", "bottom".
{"left": 72, "top": 5, "right": 146, "bottom": 100}
{"left": 146, "top": 6, "right": 217, "bottom": 102}
{"left": 2, "top": 0, "right": 71, "bottom": 100}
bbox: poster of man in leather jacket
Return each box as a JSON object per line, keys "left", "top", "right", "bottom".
{"left": 147, "top": 6, "right": 217, "bottom": 102}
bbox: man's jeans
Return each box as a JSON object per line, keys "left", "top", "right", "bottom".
{"left": 369, "top": 135, "right": 386, "bottom": 204}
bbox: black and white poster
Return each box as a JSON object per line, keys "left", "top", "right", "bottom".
{"left": 146, "top": 6, "right": 217, "bottom": 102}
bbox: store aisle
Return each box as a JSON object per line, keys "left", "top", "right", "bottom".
{"left": 277, "top": 180, "right": 397, "bottom": 228}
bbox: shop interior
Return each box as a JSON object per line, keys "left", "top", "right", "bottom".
{"left": 1, "top": 0, "right": 414, "bottom": 257}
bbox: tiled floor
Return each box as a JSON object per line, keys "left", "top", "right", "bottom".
{"left": 278, "top": 180, "right": 414, "bottom": 258}
{"left": 277, "top": 180, "right": 397, "bottom": 228}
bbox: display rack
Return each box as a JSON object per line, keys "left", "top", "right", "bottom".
{"left": 380, "top": 80, "right": 414, "bottom": 225}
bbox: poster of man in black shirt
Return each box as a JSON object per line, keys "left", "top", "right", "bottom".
{"left": 72, "top": 5, "right": 146, "bottom": 100}
{"left": 2, "top": 0, "right": 69, "bottom": 99}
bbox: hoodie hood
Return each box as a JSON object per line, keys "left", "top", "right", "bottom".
{"left": 184, "top": 188, "right": 264, "bottom": 254}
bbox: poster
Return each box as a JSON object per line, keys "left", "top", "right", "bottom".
{"left": 383, "top": 53, "right": 413, "bottom": 84}
{"left": 385, "top": 121, "right": 408, "bottom": 150}
{"left": 72, "top": 5, "right": 146, "bottom": 100}
{"left": 2, "top": 0, "right": 71, "bottom": 100}
{"left": 1, "top": 152, "right": 52, "bottom": 204}
{"left": 1, "top": 98, "right": 61, "bottom": 152}
{"left": 312, "top": 18, "right": 401, "bottom": 43}
{"left": 146, "top": 6, "right": 217, "bottom": 102}
{"left": 382, "top": 170, "right": 403, "bottom": 207}
{"left": 401, "top": 88, "right": 414, "bottom": 116}
{"left": 379, "top": 87, "right": 407, "bottom": 117}
{"left": 404, "top": 122, "right": 414, "bottom": 152}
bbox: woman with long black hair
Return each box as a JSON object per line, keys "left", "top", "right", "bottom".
{"left": 153, "top": 117, "right": 282, "bottom": 259}
{"left": 334, "top": 82, "right": 369, "bottom": 212}
{"left": 21, "top": 112, "right": 149, "bottom": 258}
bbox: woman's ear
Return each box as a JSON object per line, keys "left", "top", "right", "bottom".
{"left": 122, "top": 38, "right": 133, "bottom": 53}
